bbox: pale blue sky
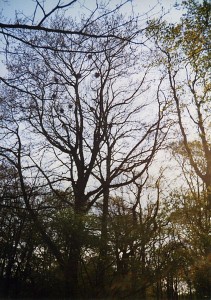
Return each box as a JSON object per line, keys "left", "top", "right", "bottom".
{"left": 0, "top": 0, "right": 184, "bottom": 24}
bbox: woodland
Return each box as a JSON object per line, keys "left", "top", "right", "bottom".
{"left": 0, "top": 0, "right": 210, "bottom": 299}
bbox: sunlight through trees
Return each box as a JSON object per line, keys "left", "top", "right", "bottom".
{"left": 0, "top": 1, "right": 210, "bottom": 299}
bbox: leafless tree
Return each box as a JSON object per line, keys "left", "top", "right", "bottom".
{"left": 0, "top": 0, "right": 143, "bottom": 56}
{"left": 0, "top": 7, "right": 167, "bottom": 297}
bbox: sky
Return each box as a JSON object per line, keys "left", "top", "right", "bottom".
{"left": 0, "top": 0, "right": 184, "bottom": 24}
{"left": 0, "top": 0, "right": 205, "bottom": 198}
{"left": 0, "top": 0, "right": 184, "bottom": 76}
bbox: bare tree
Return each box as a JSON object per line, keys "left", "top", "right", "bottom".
{"left": 0, "top": 7, "right": 167, "bottom": 297}
{"left": 0, "top": 0, "right": 141, "bottom": 55}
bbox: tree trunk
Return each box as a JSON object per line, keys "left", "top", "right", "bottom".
{"left": 65, "top": 247, "right": 80, "bottom": 299}
{"left": 205, "top": 180, "right": 211, "bottom": 299}
{"left": 96, "top": 144, "right": 111, "bottom": 295}
{"left": 66, "top": 196, "right": 86, "bottom": 299}
{"left": 96, "top": 187, "right": 109, "bottom": 295}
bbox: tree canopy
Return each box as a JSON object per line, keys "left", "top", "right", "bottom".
{"left": 0, "top": 0, "right": 210, "bottom": 299}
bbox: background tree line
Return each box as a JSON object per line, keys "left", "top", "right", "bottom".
{"left": 0, "top": 0, "right": 210, "bottom": 299}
